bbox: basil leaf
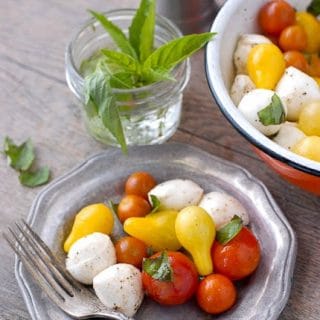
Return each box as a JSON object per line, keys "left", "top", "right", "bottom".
{"left": 307, "top": 0, "right": 320, "bottom": 15}
{"left": 142, "top": 67, "right": 175, "bottom": 84}
{"left": 100, "top": 49, "right": 140, "bottom": 73}
{"left": 129, "top": 0, "right": 155, "bottom": 62}
{"left": 84, "top": 68, "right": 127, "bottom": 153}
{"left": 99, "top": 95, "right": 127, "bottom": 154}
{"left": 19, "top": 166, "right": 50, "bottom": 187}
{"left": 4, "top": 137, "right": 35, "bottom": 171}
{"left": 143, "top": 32, "right": 215, "bottom": 72}
{"left": 150, "top": 194, "right": 160, "bottom": 213}
{"left": 258, "top": 93, "right": 286, "bottom": 126}
{"left": 216, "top": 215, "right": 243, "bottom": 245}
{"left": 89, "top": 10, "right": 137, "bottom": 59}
{"left": 110, "top": 72, "right": 135, "bottom": 89}
{"left": 142, "top": 251, "right": 173, "bottom": 281}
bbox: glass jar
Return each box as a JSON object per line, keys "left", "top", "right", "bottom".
{"left": 65, "top": 9, "right": 191, "bottom": 147}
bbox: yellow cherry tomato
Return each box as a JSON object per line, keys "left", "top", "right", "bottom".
{"left": 247, "top": 43, "right": 285, "bottom": 90}
{"left": 298, "top": 102, "right": 320, "bottom": 136}
{"left": 295, "top": 12, "right": 320, "bottom": 54}
{"left": 64, "top": 203, "right": 114, "bottom": 252}
{"left": 292, "top": 136, "right": 320, "bottom": 162}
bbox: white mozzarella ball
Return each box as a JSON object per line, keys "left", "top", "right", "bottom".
{"left": 93, "top": 263, "right": 143, "bottom": 317}
{"left": 66, "top": 233, "right": 116, "bottom": 285}
{"left": 230, "top": 75, "right": 256, "bottom": 106}
{"left": 233, "top": 34, "right": 271, "bottom": 74}
{"left": 273, "top": 122, "right": 306, "bottom": 150}
{"left": 148, "top": 179, "right": 203, "bottom": 211}
{"left": 275, "top": 67, "right": 320, "bottom": 121}
{"left": 238, "top": 89, "right": 287, "bottom": 136}
{"left": 199, "top": 192, "right": 249, "bottom": 230}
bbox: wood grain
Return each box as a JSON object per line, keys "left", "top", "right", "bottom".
{"left": 0, "top": 1, "right": 319, "bottom": 319}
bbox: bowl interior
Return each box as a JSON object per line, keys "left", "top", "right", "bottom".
{"left": 205, "top": 0, "right": 320, "bottom": 176}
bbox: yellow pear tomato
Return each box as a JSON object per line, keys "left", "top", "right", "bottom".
{"left": 295, "top": 12, "right": 320, "bottom": 54}
{"left": 292, "top": 136, "right": 320, "bottom": 162}
{"left": 64, "top": 203, "right": 114, "bottom": 252}
{"left": 247, "top": 43, "right": 285, "bottom": 90}
{"left": 298, "top": 102, "right": 320, "bottom": 136}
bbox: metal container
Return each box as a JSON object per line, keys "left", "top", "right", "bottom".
{"left": 156, "top": 0, "right": 226, "bottom": 34}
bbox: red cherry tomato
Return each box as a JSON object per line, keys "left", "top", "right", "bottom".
{"left": 117, "top": 194, "right": 151, "bottom": 223}
{"left": 279, "top": 25, "right": 308, "bottom": 52}
{"left": 211, "top": 227, "right": 261, "bottom": 280}
{"left": 283, "top": 51, "right": 309, "bottom": 73}
{"left": 142, "top": 251, "right": 199, "bottom": 305}
{"left": 258, "top": 0, "right": 295, "bottom": 36}
{"left": 125, "top": 171, "right": 157, "bottom": 199}
{"left": 196, "top": 274, "right": 237, "bottom": 315}
{"left": 115, "top": 236, "right": 148, "bottom": 268}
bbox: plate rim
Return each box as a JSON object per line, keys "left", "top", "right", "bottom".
{"left": 15, "top": 142, "right": 297, "bottom": 320}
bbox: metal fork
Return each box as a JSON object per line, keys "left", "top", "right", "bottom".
{"left": 4, "top": 220, "right": 133, "bottom": 320}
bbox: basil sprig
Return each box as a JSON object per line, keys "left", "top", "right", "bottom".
{"left": 143, "top": 251, "right": 173, "bottom": 281}
{"left": 4, "top": 137, "right": 50, "bottom": 187}
{"left": 307, "top": 0, "right": 320, "bottom": 16}
{"left": 216, "top": 215, "right": 243, "bottom": 245}
{"left": 84, "top": 0, "right": 215, "bottom": 152}
{"left": 258, "top": 93, "right": 286, "bottom": 126}
{"left": 150, "top": 194, "right": 161, "bottom": 213}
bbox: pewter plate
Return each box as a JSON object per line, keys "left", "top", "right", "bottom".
{"left": 15, "top": 143, "right": 297, "bottom": 320}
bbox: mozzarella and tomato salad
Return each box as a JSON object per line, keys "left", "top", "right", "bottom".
{"left": 62, "top": 171, "right": 261, "bottom": 317}
{"left": 231, "top": 0, "right": 320, "bottom": 163}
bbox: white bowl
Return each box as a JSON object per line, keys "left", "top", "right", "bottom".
{"left": 205, "top": 0, "right": 320, "bottom": 195}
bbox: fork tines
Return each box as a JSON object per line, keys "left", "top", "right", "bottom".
{"left": 3, "top": 220, "right": 81, "bottom": 305}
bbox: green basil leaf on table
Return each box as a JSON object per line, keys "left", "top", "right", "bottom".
{"left": 19, "top": 166, "right": 50, "bottom": 188}
{"left": 143, "top": 251, "right": 173, "bottom": 281}
{"left": 129, "top": 0, "right": 155, "bottom": 62}
{"left": 4, "top": 137, "right": 35, "bottom": 171}
{"left": 89, "top": 10, "right": 137, "bottom": 59}
{"left": 307, "top": 0, "right": 320, "bottom": 16}
{"left": 216, "top": 215, "right": 243, "bottom": 245}
{"left": 258, "top": 93, "right": 286, "bottom": 126}
{"left": 143, "top": 32, "right": 215, "bottom": 72}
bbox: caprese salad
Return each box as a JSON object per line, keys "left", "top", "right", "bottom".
{"left": 63, "top": 171, "right": 261, "bottom": 317}
{"left": 231, "top": 0, "right": 320, "bottom": 163}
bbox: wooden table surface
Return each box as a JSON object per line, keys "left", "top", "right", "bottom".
{"left": 1, "top": 1, "right": 319, "bottom": 319}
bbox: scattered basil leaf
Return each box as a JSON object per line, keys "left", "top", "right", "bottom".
{"left": 19, "top": 166, "right": 50, "bottom": 188}
{"left": 143, "top": 32, "right": 215, "bottom": 72}
{"left": 258, "top": 93, "right": 286, "bottom": 126}
{"left": 4, "top": 137, "right": 35, "bottom": 171}
{"left": 307, "top": 0, "right": 320, "bottom": 16}
{"left": 142, "top": 251, "right": 173, "bottom": 281}
{"left": 84, "top": 68, "right": 127, "bottom": 153}
{"left": 89, "top": 10, "right": 137, "bottom": 59}
{"left": 129, "top": 0, "right": 155, "bottom": 61}
{"left": 150, "top": 194, "right": 160, "bottom": 213}
{"left": 100, "top": 49, "right": 140, "bottom": 73}
{"left": 216, "top": 215, "right": 243, "bottom": 245}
